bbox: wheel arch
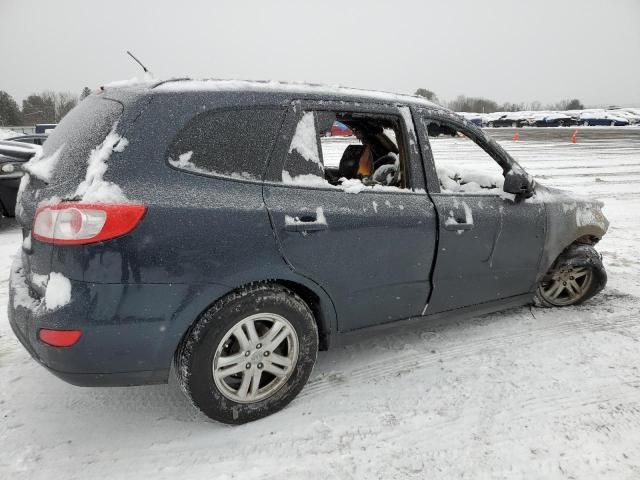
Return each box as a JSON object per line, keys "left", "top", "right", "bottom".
{"left": 172, "top": 276, "right": 337, "bottom": 365}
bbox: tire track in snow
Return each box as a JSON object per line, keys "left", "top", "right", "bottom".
{"left": 299, "top": 306, "right": 639, "bottom": 400}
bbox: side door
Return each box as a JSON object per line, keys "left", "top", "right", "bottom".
{"left": 413, "top": 108, "right": 546, "bottom": 314}
{"left": 263, "top": 101, "right": 438, "bottom": 332}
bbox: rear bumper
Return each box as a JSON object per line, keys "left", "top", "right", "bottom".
{"left": 8, "top": 258, "right": 230, "bottom": 387}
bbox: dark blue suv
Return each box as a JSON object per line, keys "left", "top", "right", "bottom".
{"left": 5, "top": 79, "right": 608, "bottom": 424}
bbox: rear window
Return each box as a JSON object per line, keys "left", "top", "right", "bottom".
{"left": 44, "top": 97, "right": 123, "bottom": 186}
{"left": 167, "top": 108, "right": 284, "bottom": 181}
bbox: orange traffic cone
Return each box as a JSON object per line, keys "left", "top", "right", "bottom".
{"left": 571, "top": 130, "right": 578, "bottom": 144}
{"left": 512, "top": 132, "right": 520, "bottom": 141}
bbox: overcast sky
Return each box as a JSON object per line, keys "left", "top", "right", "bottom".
{"left": 1, "top": 0, "right": 639, "bottom": 107}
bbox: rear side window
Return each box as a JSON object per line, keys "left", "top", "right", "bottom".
{"left": 168, "top": 108, "right": 284, "bottom": 181}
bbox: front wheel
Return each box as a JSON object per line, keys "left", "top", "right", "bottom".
{"left": 535, "top": 244, "right": 607, "bottom": 307}
{"left": 175, "top": 284, "right": 318, "bottom": 424}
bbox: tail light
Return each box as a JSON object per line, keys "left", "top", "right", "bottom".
{"left": 33, "top": 203, "right": 146, "bottom": 245}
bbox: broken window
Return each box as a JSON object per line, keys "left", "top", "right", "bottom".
{"left": 426, "top": 121, "right": 505, "bottom": 194}
{"left": 282, "top": 109, "right": 411, "bottom": 192}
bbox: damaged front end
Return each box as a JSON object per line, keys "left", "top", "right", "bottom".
{"left": 531, "top": 184, "right": 609, "bottom": 283}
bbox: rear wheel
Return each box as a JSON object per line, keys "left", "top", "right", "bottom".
{"left": 536, "top": 244, "right": 607, "bottom": 307}
{"left": 175, "top": 284, "right": 318, "bottom": 424}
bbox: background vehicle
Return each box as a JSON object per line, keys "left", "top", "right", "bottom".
{"left": 5, "top": 80, "right": 609, "bottom": 424}
{"left": 483, "top": 112, "right": 530, "bottom": 128}
{"left": 530, "top": 112, "right": 577, "bottom": 127}
{"left": 579, "top": 111, "right": 629, "bottom": 126}
{"left": 6, "top": 134, "right": 49, "bottom": 146}
{"left": 0, "top": 140, "right": 40, "bottom": 218}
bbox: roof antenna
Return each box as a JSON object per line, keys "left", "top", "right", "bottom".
{"left": 126, "top": 50, "right": 154, "bottom": 78}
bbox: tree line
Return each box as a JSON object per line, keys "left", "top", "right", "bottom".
{"left": 414, "top": 88, "right": 584, "bottom": 113}
{"left": 0, "top": 87, "right": 92, "bottom": 126}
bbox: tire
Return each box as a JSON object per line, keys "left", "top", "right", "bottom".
{"left": 535, "top": 244, "right": 607, "bottom": 307}
{"left": 175, "top": 283, "right": 318, "bottom": 424}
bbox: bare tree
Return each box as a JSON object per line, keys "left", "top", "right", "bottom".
{"left": 529, "top": 101, "right": 543, "bottom": 111}
{"left": 448, "top": 95, "right": 499, "bottom": 113}
{"left": 55, "top": 91, "right": 78, "bottom": 120}
{"left": 22, "top": 91, "right": 78, "bottom": 124}
{"left": 80, "top": 87, "right": 92, "bottom": 100}
{"left": 414, "top": 88, "right": 439, "bottom": 104}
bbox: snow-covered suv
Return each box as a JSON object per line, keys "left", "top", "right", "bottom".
{"left": 4, "top": 79, "right": 609, "bottom": 424}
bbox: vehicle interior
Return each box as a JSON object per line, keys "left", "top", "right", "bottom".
{"left": 319, "top": 112, "right": 408, "bottom": 189}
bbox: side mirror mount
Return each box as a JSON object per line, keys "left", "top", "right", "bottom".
{"left": 503, "top": 167, "right": 535, "bottom": 199}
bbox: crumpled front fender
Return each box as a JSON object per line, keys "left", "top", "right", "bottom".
{"left": 530, "top": 184, "right": 609, "bottom": 281}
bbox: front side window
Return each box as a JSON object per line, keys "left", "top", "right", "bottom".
{"left": 425, "top": 120, "right": 505, "bottom": 194}
{"left": 168, "top": 108, "right": 284, "bottom": 180}
{"left": 282, "top": 109, "right": 412, "bottom": 192}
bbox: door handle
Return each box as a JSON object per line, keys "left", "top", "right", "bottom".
{"left": 284, "top": 215, "right": 328, "bottom": 232}
{"left": 443, "top": 222, "right": 474, "bottom": 231}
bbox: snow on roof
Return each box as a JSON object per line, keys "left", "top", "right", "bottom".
{"left": 151, "top": 78, "right": 440, "bottom": 107}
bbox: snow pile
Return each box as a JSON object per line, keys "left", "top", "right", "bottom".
{"left": 102, "top": 74, "right": 157, "bottom": 89}
{"left": 22, "top": 145, "right": 63, "bottom": 183}
{"left": 339, "top": 178, "right": 368, "bottom": 193}
{"left": 289, "top": 112, "right": 320, "bottom": 164}
{"left": 282, "top": 171, "right": 331, "bottom": 188}
{"left": 74, "top": 124, "right": 129, "bottom": 203}
{"left": 0, "top": 128, "right": 21, "bottom": 140}
{"left": 44, "top": 272, "right": 72, "bottom": 311}
{"left": 437, "top": 165, "right": 504, "bottom": 193}
{"left": 168, "top": 151, "right": 194, "bottom": 169}
{"left": 10, "top": 258, "right": 72, "bottom": 312}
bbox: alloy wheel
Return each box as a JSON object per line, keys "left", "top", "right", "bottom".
{"left": 538, "top": 265, "right": 593, "bottom": 306}
{"left": 212, "top": 313, "right": 299, "bottom": 403}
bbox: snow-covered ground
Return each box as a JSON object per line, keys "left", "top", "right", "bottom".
{"left": 0, "top": 128, "right": 21, "bottom": 141}
{"left": 1, "top": 128, "right": 640, "bottom": 479}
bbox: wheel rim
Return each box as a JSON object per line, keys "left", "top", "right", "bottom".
{"left": 538, "top": 265, "right": 593, "bottom": 306}
{"left": 213, "top": 313, "right": 299, "bottom": 404}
